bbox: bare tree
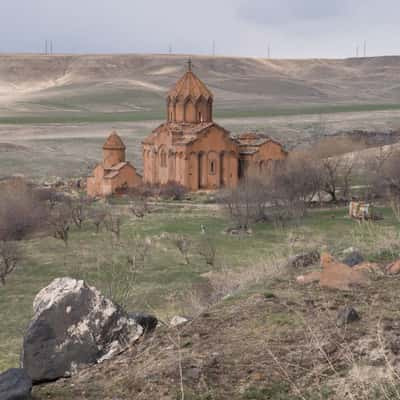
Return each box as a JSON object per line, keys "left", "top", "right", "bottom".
{"left": 88, "top": 206, "right": 108, "bottom": 233}
{"left": 93, "top": 235, "right": 151, "bottom": 308}
{"left": 224, "top": 178, "right": 268, "bottom": 230}
{"left": 0, "top": 241, "right": 20, "bottom": 285}
{"left": 105, "top": 211, "right": 123, "bottom": 241}
{"left": 49, "top": 204, "right": 71, "bottom": 246}
{"left": 368, "top": 147, "right": 400, "bottom": 221}
{"left": 173, "top": 235, "right": 191, "bottom": 265}
{"left": 0, "top": 181, "right": 48, "bottom": 241}
{"left": 197, "top": 236, "right": 217, "bottom": 267}
{"left": 70, "top": 194, "right": 91, "bottom": 229}
{"left": 128, "top": 197, "right": 150, "bottom": 219}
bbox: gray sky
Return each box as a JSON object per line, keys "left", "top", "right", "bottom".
{"left": 1, "top": 0, "right": 399, "bottom": 58}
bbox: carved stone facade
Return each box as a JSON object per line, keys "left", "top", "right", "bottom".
{"left": 236, "top": 132, "right": 288, "bottom": 179}
{"left": 143, "top": 64, "right": 288, "bottom": 191}
{"left": 87, "top": 132, "right": 142, "bottom": 197}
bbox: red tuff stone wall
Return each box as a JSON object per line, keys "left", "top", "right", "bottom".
{"left": 103, "top": 148, "right": 125, "bottom": 169}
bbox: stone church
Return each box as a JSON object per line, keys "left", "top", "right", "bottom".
{"left": 87, "top": 131, "right": 142, "bottom": 197}
{"left": 88, "top": 63, "right": 288, "bottom": 197}
{"left": 142, "top": 62, "right": 287, "bottom": 191}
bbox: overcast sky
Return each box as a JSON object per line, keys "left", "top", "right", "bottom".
{"left": 1, "top": 0, "right": 399, "bottom": 58}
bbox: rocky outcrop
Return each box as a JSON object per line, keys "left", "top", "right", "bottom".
{"left": 22, "top": 278, "right": 143, "bottom": 384}
{"left": 0, "top": 368, "right": 32, "bottom": 400}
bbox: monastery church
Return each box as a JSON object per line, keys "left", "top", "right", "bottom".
{"left": 87, "top": 62, "right": 287, "bottom": 197}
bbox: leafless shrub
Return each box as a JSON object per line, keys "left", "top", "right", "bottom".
{"left": 311, "top": 138, "right": 358, "bottom": 202}
{"left": 88, "top": 205, "right": 108, "bottom": 233}
{"left": 159, "top": 182, "right": 188, "bottom": 200}
{"left": 70, "top": 194, "right": 92, "bottom": 229}
{"left": 0, "top": 181, "right": 48, "bottom": 241}
{"left": 93, "top": 236, "right": 151, "bottom": 309}
{"left": 223, "top": 157, "right": 320, "bottom": 229}
{"left": 105, "top": 211, "right": 123, "bottom": 241}
{"left": 128, "top": 197, "right": 150, "bottom": 219}
{"left": 49, "top": 204, "right": 71, "bottom": 246}
{"left": 0, "top": 241, "right": 20, "bottom": 285}
{"left": 127, "top": 182, "right": 187, "bottom": 201}
{"left": 197, "top": 236, "right": 217, "bottom": 267}
{"left": 224, "top": 178, "right": 269, "bottom": 230}
{"left": 367, "top": 147, "right": 400, "bottom": 221}
{"left": 172, "top": 235, "right": 192, "bottom": 265}
{"left": 34, "top": 187, "right": 69, "bottom": 209}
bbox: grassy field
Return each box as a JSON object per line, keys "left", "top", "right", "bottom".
{"left": 1, "top": 202, "right": 399, "bottom": 372}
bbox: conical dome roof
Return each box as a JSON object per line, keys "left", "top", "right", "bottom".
{"left": 167, "top": 67, "right": 213, "bottom": 101}
{"left": 103, "top": 131, "right": 126, "bottom": 150}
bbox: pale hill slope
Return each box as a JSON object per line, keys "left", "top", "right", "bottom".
{"left": 1, "top": 54, "right": 400, "bottom": 122}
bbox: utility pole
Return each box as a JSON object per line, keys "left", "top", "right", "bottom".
{"left": 50, "top": 40, "right": 53, "bottom": 55}
{"left": 45, "top": 40, "right": 48, "bottom": 55}
{"left": 356, "top": 45, "right": 359, "bottom": 58}
{"left": 363, "top": 40, "right": 367, "bottom": 57}
{"left": 267, "top": 43, "right": 271, "bottom": 58}
{"left": 212, "top": 40, "right": 216, "bottom": 56}
{"left": 168, "top": 44, "right": 172, "bottom": 54}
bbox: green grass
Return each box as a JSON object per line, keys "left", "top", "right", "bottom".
{"left": 1, "top": 204, "right": 399, "bottom": 371}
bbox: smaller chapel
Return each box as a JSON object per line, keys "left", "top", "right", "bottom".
{"left": 87, "top": 131, "right": 142, "bottom": 197}
{"left": 142, "top": 62, "right": 287, "bottom": 190}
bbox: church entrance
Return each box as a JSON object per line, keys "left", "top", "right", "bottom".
{"left": 198, "top": 152, "right": 205, "bottom": 189}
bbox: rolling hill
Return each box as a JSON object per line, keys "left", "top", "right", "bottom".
{"left": 1, "top": 54, "right": 400, "bottom": 123}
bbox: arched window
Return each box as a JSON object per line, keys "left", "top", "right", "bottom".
{"left": 161, "top": 151, "right": 167, "bottom": 167}
{"left": 210, "top": 160, "right": 215, "bottom": 174}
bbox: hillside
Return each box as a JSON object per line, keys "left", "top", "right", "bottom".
{"left": 1, "top": 54, "right": 400, "bottom": 122}
{"left": 1, "top": 54, "right": 400, "bottom": 180}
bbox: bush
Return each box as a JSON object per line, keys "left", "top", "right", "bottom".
{"left": 0, "top": 179, "right": 49, "bottom": 241}
{"left": 159, "top": 182, "right": 188, "bottom": 200}
{"left": 127, "top": 182, "right": 188, "bottom": 201}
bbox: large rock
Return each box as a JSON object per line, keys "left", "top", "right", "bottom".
{"left": 22, "top": 278, "right": 143, "bottom": 384}
{"left": 296, "top": 271, "right": 321, "bottom": 285}
{"left": 342, "top": 251, "right": 364, "bottom": 267}
{"left": 128, "top": 312, "right": 158, "bottom": 333}
{"left": 0, "top": 368, "right": 32, "bottom": 400}
{"left": 337, "top": 306, "right": 360, "bottom": 327}
{"left": 319, "top": 253, "right": 369, "bottom": 291}
{"left": 386, "top": 260, "right": 400, "bottom": 275}
{"left": 287, "top": 251, "right": 320, "bottom": 269}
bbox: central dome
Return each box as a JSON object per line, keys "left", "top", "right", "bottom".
{"left": 166, "top": 61, "right": 213, "bottom": 124}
